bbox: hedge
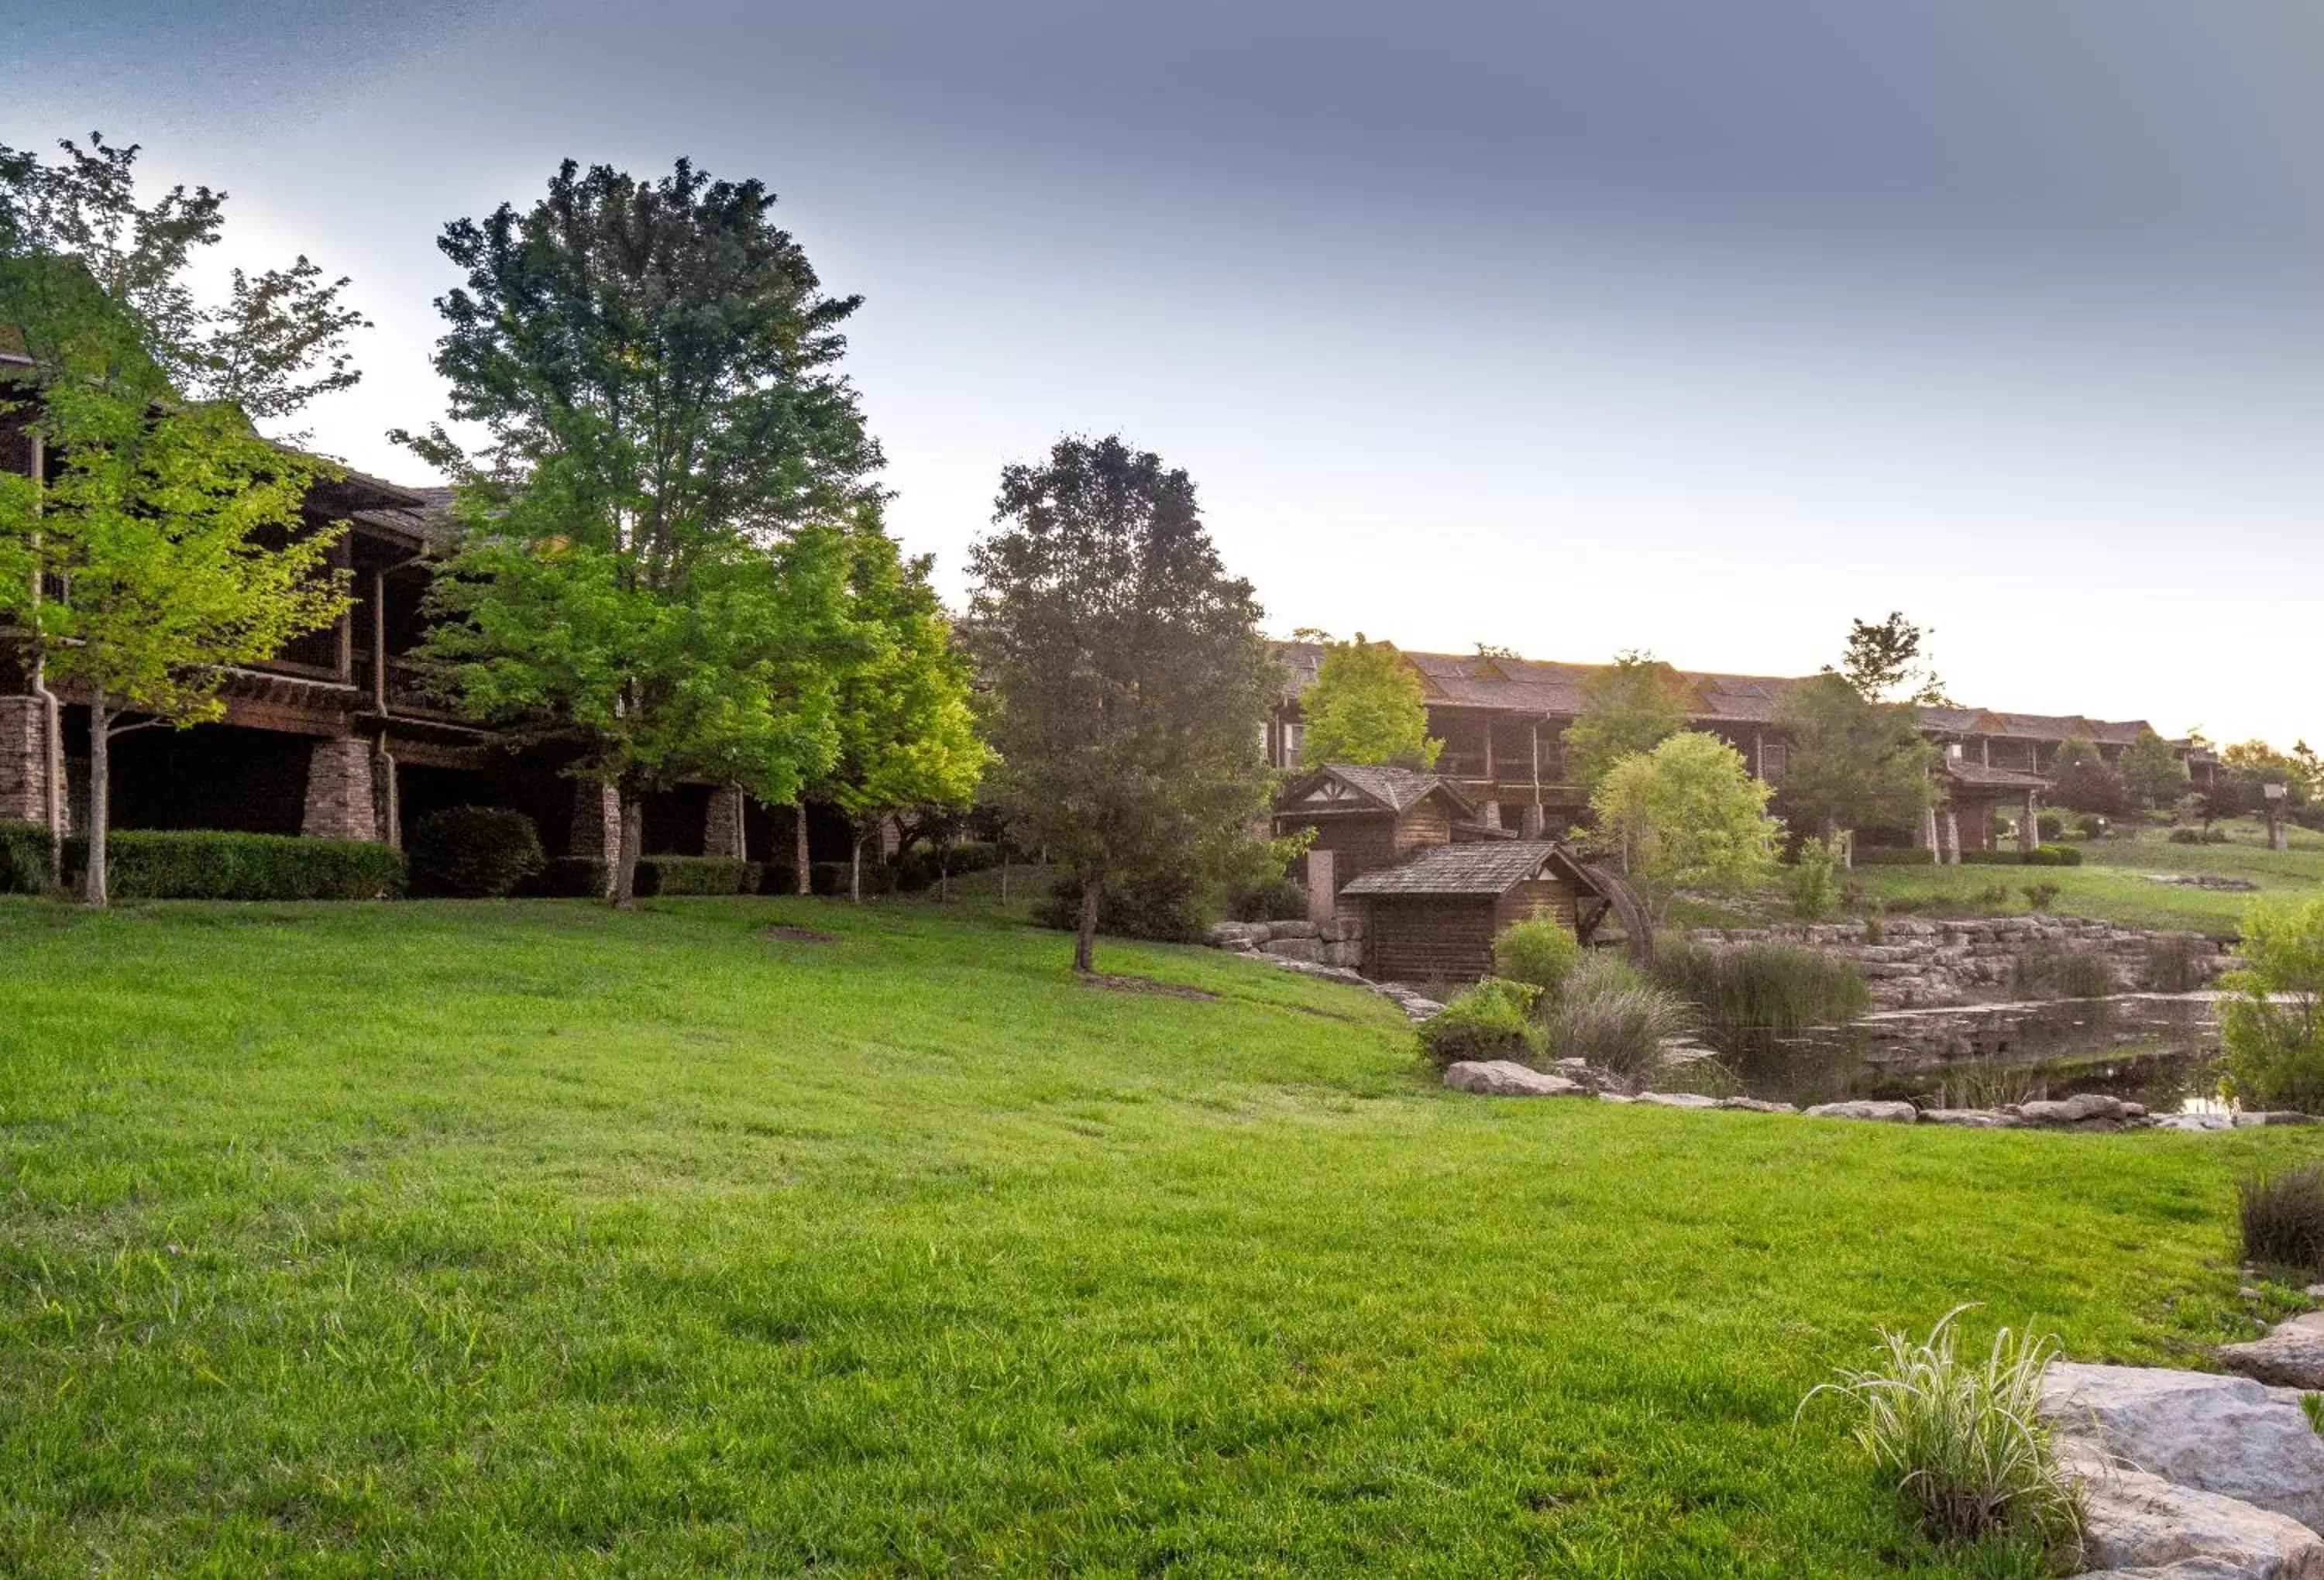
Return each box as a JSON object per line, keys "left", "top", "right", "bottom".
{"left": 810, "top": 860, "right": 893, "bottom": 898}
{"left": 1958, "top": 845, "right": 2084, "bottom": 867}
{"left": 60, "top": 830, "right": 407, "bottom": 901}
{"left": 636, "top": 857, "right": 760, "bottom": 897}
{"left": 0, "top": 820, "right": 57, "bottom": 894}
{"left": 1852, "top": 847, "right": 1939, "bottom": 867}
{"left": 407, "top": 805, "right": 545, "bottom": 898}
{"left": 529, "top": 857, "right": 610, "bottom": 898}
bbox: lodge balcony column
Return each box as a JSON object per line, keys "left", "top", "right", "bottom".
{"left": 1914, "top": 805, "right": 1940, "bottom": 862}
{"left": 301, "top": 737, "right": 380, "bottom": 842}
{"left": 1941, "top": 807, "right": 1961, "bottom": 866}
{"left": 0, "top": 695, "right": 51, "bottom": 826}
{"left": 2019, "top": 791, "right": 2041, "bottom": 855}
{"left": 705, "top": 785, "right": 747, "bottom": 861}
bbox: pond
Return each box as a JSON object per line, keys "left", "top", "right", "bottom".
{"left": 1702, "top": 993, "right": 2226, "bottom": 1111}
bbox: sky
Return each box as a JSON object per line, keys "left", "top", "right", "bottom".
{"left": 9, "top": 0, "right": 2323, "bottom": 744}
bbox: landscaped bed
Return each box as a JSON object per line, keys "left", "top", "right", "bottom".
{"left": 0, "top": 892, "right": 2314, "bottom": 1575}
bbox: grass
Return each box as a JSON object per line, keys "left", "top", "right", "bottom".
{"left": 2239, "top": 1162, "right": 2324, "bottom": 1275}
{"left": 1651, "top": 939, "right": 1872, "bottom": 1042}
{"left": 0, "top": 888, "right": 2314, "bottom": 1576}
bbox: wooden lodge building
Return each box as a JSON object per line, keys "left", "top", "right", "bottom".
{"left": 1263, "top": 644, "right": 2219, "bottom": 862}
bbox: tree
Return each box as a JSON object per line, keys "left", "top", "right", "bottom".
{"left": 2119, "top": 727, "right": 2190, "bottom": 812}
{"left": 816, "top": 509, "right": 987, "bottom": 901}
{"left": 1298, "top": 634, "right": 1439, "bottom": 769}
{"left": 1562, "top": 651, "right": 1691, "bottom": 793}
{"left": 400, "top": 157, "right": 878, "bottom": 905}
{"left": 1774, "top": 671, "right": 1935, "bottom": 848}
{"left": 2049, "top": 737, "right": 2128, "bottom": 818}
{"left": 1836, "top": 610, "right": 1948, "bottom": 704}
{"left": 968, "top": 434, "right": 1276, "bottom": 973}
{"left": 0, "top": 135, "right": 364, "bottom": 905}
{"left": 2219, "top": 896, "right": 2324, "bottom": 1111}
{"left": 1589, "top": 731, "right": 1780, "bottom": 920}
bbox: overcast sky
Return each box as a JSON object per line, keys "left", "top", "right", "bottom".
{"left": 9, "top": 0, "right": 2322, "bottom": 744}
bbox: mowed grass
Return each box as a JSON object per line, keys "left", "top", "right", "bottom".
{"left": 0, "top": 895, "right": 2316, "bottom": 1577}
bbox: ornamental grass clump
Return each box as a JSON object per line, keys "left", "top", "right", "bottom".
{"left": 2239, "top": 1163, "right": 2324, "bottom": 1274}
{"left": 1540, "top": 951, "right": 1695, "bottom": 1090}
{"left": 1649, "top": 938, "right": 1869, "bottom": 1044}
{"left": 1417, "top": 977, "right": 1542, "bottom": 1067}
{"left": 1801, "top": 1307, "right": 2080, "bottom": 1554}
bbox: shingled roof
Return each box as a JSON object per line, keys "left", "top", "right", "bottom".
{"left": 1276, "top": 762, "right": 1477, "bottom": 819}
{"left": 1342, "top": 840, "right": 1585, "bottom": 896}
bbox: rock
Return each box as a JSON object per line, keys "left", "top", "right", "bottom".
{"left": 1322, "top": 941, "right": 1363, "bottom": 968}
{"left": 1260, "top": 937, "right": 1324, "bottom": 963}
{"left": 1717, "top": 1096, "right": 1796, "bottom": 1113}
{"left": 2058, "top": 1448, "right": 2324, "bottom": 1580}
{"left": 2041, "top": 1362, "right": 2324, "bottom": 1533}
{"left": 2219, "top": 1311, "right": 2324, "bottom": 1391}
{"left": 1267, "top": 919, "right": 1321, "bottom": 940}
{"left": 1920, "top": 1108, "right": 2027, "bottom": 1128}
{"left": 2154, "top": 1113, "right": 2236, "bottom": 1133}
{"left": 1802, "top": 1101, "right": 1919, "bottom": 1123}
{"left": 1633, "top": 1091, "right": 1722, "bottom": 1110}
{"left": 2306, "top": 1284, "right": 2324, "bottom": 1302}
{"left": 1206, "top": 921, "right": 1270, "bottom": 948}
{"left": 2013, "top": 1094, "right": 2150, "bottom": 1128}
{"left": 1442, "top": 1060, "right": 1589, "bottom": 1097}
{"left": 2236, "top": 1111, "right": 2324, "bottom": 1127}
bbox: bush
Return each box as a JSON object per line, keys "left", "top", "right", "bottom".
{"left": 2013, "top": 942, "right": 2115, "bottom": 998}
{"left": 1788, "top": 835, "right": 1841, "bottom": 919}
{"left": 2168, "top": 826, "right": 2226, "bottom": 846}
{"left": 809, "top": 860, "right": 896, "bottom": 899}
{"left": 407, "top": 806, "right": 545, "bottom": 898}
{"left": 2036, "top": 810, "right": 2068, "bottom": 841}
{"left": 1801, "top": 1307, "right": 2079, "bottom": 1553}
{"left": 1494, "top": 916, "right": 1583, "bottom": 997}
{"left": 1651, "top": 939, "right": 1870, "bottom": 1041}
{"left": 2027, "top": 845, "right": 2082, "bottom": 867}
{"left": 2240, "top": 1163, "right": 2324, "bottom": 1273}
{"left": 0, "top": 819, "right": 57, "bottom": 894}
{"left": 1230, "top": 874, "right": 1309, "bottom": 923}
{"left": 60, "top": 830, "right": 406, "bottom": 901}
{"left": 756, "top": 863, "right": 800, "bottom": 897}
{"left": 2020, "top": 881, "right": 2062, "bottom": 912}
{"left": 2219, "top": 897, "right": 2324, "bottom": 1113}
{"left": 1851, "top": 846, "right": 1939, "bottom": 867}
{"left": 636, "top": 857, "right": 760, "bottom": 897}
{"left": 529, "top": 857, "right": 610, "bottom": 898}
{"left": 1541, "top": 952, "right": 1696, "bottom": 1090}
{"left": 1976, "top": 883, "right": 2013, "bottom": 906}
{"left": 1417, "top": 977, "right": 1542, "bottom": 1067}
{"left": 1035, "top": 869, "right": 1204, "bottom": 943}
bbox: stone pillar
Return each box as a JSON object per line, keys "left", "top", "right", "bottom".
{"left": 569, "top": 781, "right": 621, "bottom": 860}
{"left": 1305, "top": 848, "right": 1336, "bottom": 923}
{"left": 301, "top": 737, "right": 380, "bottom": 841}
{"left": 0, "top": 695, "right": 50, "bottom": 826}
{"left": 371, "top": 744, "right": 401, "bottom": 847}
{"left": 705, "top": 785, "right": 747, "bottom": 861}
{"left": 1941, "top": 808, "right": 1961, "bottom": 866}
{"left": 1915, "top": 805, "right": 1939, "bottom": 862}
{"left": 2019, "top": 792, "right": 2041, "bottom": 855}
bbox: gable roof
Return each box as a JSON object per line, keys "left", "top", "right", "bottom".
{"left": 1341, "top": 840, "right": 1598, "bottom": 897}
{"left": 1276, "top": 762, "right": 1477, "bottom": 819}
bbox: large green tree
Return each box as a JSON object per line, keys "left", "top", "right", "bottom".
{"left": 1774, "top": 670, "right": 1935, "bottom": 848}
{"left": 1836, "top": 610, "right": 1949, "bottom": 704}
{"left": 1590, "top": 731, "right": 1781, "bottom": 922}
{"left": 2049, "top": 737, "right": 2128, "bottom": 817}
{"left": 1561, "top": 651, "right": 1691, "bottom": 793}
{"left": 401, "top": 157, "right": 878, "bottom": 905}
{"left": 968, "top": 435, "right": 1276, "bottom": 973}
{"left": 1298, "top": 634, "right": 1439, "bottom": 769}
{"left": 0, "top": 135, "right": 364, "bottom": 905}
{"left": 2119, "top": 727, "right": 2190, "bottom": 812}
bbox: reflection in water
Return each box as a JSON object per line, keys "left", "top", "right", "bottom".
{"left": 1704, "top": 994, "right": 2224, "bottom": 1111}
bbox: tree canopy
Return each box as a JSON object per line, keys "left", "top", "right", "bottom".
{"left": 1773, "top": 670, "right": 1935, "bottom": 843}
{"left": 2119, "top": 728, "right": 2190, "bottom": 812}
{"left": 2049, "top": 737, "right": 2128, "bottom": 817}
{"left": 1590, "top": 731, "right": 1781, "bottom": 920}
{"left": 1562, "top": 651, "right": 1691, "bottom": 793}
{"left": 968, "top": 434, "right": 1276, "bottom": 972}
{"left": 1298, "top": 635, "right": 1439, "bottom": 770}
{"left": 1834, "top": 611, "right": 1948, "bottom": 705}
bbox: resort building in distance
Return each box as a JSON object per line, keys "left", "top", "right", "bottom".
{"left": 1263, "top": 643, "right": 2219, "bottom": 861}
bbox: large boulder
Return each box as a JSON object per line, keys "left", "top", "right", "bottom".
{"left": 2059, "top": 1451, "right": 2324, "bottom": 1580}
{"left": 1633, "top": 1091, "right": 1723, "bottom": 1110}
{"left": 2042, "top": 1363, "right": 2324, "bottom": 1533}
{"left": 1206, "top": 921, "right": 1270, "bottom": 949}
{"left": 2219, "top": 1312, "right": 2324, "bottom": 1392}
{"left": 1921, "top": 1108, "right": 2027, "bottom": 1129}
{"left": 1442, "top": 1060, "right": 1588, "bottom": 1097}
{"left": 2013, "top": 1094, "right": 2150, "bottom": 1129}
{"left": 1260, "top": 937, "right": 1324, "bottom": 963}
{"left": 1802, "top": 1101, "right": 1919, "bottom": 1123}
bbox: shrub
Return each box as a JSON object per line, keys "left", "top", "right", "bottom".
{"left": 1851, "top": 846, "right": 1938, "bottom": 867}
{"left": 2012, "top": 942, "right": 2114, "bottom": 998}
{"left": 2238, "top": 1163, "right": 2324, "bottom": 1273}
{"left": 2140, "top": 934, "right": 2210, "bottom": 994}
{"left": 60, "top": 830, "right": 406, "bottom": 901}
{"left": 1651, "top": 939, "right": 1870, "bottom": 1041}
{"left": 407, "top": 806, "right": 545, "bottom": 898}
{"left": 530, "top": 857, "right": 610, "bottom": 898}
{"left": 2019, "top": 882, "right": 2061, "bottom": 912}
{"left": 0, "top": 819, "right": 57, "bottom": 894}
{"left": 1800, "top": 1307, "right": 2079, "bottom": 1553}
{"left": 2026, "top": 845, "right": 2083, "bottom": 867}
{"left": 2036, "top": 810, "right": 2068, "bottom": 841}
{"left": 1976, "top": 884, "right": 2012, "bottom": 906}
{"left": 756, "top": 863, "right": 800, "bottom": 897}
{"left": 1230, "top": 874, "right": 1309, "bottom": 923}
{"left": 1494, "top": 916, "right": 1583, "bottom": 997}
{"left": 1035, "top": 869, "right": 1203, "bottom": 943}
{"left": 1788, "top": 835, "right": 1842, "bottom": 919}
{"left": 2219, "top": 896, "right": 2324, "bottom": 1113}
{"left": 1541, "top": 952, "right": 1696, "bottom": 1089}
{"left": 635, "top": 857, "right": 759, "bottom": 897}
{"left": 1417, "top": 977, "right": 1542, "bottom": 1067}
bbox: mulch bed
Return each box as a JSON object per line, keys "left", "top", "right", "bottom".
{"left": 1081, "top": 973, "right": 1219, "bottom": 1001}
{"left": 757, "top": 925, "right": 841, "bottom": 944}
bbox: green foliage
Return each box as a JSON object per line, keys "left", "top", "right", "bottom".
{"left": 1417, "top": 977, "right": 1542, "bottom": 1066}
{"left": 1955, "top": 847, "right": 2082, "bottom": 867}
{"left": 2047, "top": 739, "right": 2127, "bottom": 818}
{"left": 59, "top": 830, "right": 404, "bottom": 901}
{"left": 1217, "top": 828, "right": 1315, "bottom": 923}
{"left": 812, "top": 861, "right": 894, "bottom": 898}
{"left": 1540, "top": 951, "right": 1696, "bottom": 1087}
{"left": 529, "top": 857, "right": 610, "bottom": 899}
{"left": 1835, "top": 612, "right": 1949, "bottom": 706}
{"left": 1775, "top": 672, "right": 1937, "bottom": 842}
{"left": 2019, "top": 883, "right": 2062, "bottom": 912}
{"left": 0, "top": 820, "right": 57, "bottom": 894}
{"left": 1651, "top": 939, "right": 1870, "bottom": 1041}
{"left": 969, "top": 435, "right": 1277, "bottom": 970}
{"left": 2220, "top": 896, "right": 2324, "bottom": 1113}
{"left": 2012, "top": 942, "right": 2114, "bottom": 998}
{"left": 1851, "top": 846, "right": 1939, "bottom": 867}
{"left": 634, "top": 857, "right": 761, "bottom": 898}
{"left": 1590, "top": 732, "right": 1781, "bottom": 919}
{"left": 1035, "top": 867, "right": 1203, "bottom": 943}
{"left": 1492, "top": 916, "right": 1583, "bottom": 997}
{"left": 406, "top": 805, "right": 545, "bottom": 898}
{"left": 1789, "top": 835, "right": 1844, "bottom": 917}
{"left": 2120, "top": 729, "right": 2191, "bottom": 812}
{"left": 1298, "top": 636, "right": 1440, "bottom": 769}
{"left": 1561, "top": 651, "right": 1690, "bottom": 792}
{"left": 2238, "top": 1164, "right": 2324, "bottom": 1273}
{"left": 1801, "top": 1307, "right": 2079, "bottom": 1553}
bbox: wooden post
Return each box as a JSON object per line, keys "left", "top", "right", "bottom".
{"left": 370, "top": 569, "right": 389, "bottom": 713}
{"left": 334, "top": 538, "right": 354, "bottom": 680}
{"left": 1482, "top": 717, "right": 1494, "bottom": 786}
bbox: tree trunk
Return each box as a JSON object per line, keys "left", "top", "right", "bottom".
{"left": 940, "top": 847, "right": 951, "bottom": 903}
{"left": 849, "top": 829, "right": 862, "bottom": 904}
{"left": 999, "top": 854, "right": 1009, "bottom": 905}
{"left": 83, "top": 702, "right": 110, "bottom": 908}
{"left": 611, "top": 792, "right": 643, "bottom": 909}
{"left": 1073, "top": 878, "right": 1102, "bottom": 974}
{"left": 793, "top": 799, "right": 811, "bottom": 895}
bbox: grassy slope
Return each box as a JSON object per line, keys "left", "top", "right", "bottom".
{"left": 0, "top": 892, "right": 2315, "bottom": 1578}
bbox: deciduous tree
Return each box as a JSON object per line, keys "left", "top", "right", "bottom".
{"left": 2049, "top": 737, "right": 2128, "bottom": 818}
{"left": 1836, "top": 610, "right": 1948, "bottom": 705}
{"left": 1562, "top": 651, "right": 1691, "bottom": 793}
{"left": 968, "top": 435, "right": 1275, "bottom": 973}
{"left": 1589, "top": 731, "right": 1780, "bottom": 921}
{"left": 1298, "top": 634, "right": 1439, "bottom": 769}
{"left": 2119, "top": 727, "right": 2190, "bottom": 812}
{"left": 1774, "top": 670, "right": 1935, "bottom": 849}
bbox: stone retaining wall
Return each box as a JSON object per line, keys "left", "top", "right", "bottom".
{"left": 1682, "top": 916, "right": 2236, "bottom": 1008}
{"left": 1208, "top": 915, "right": 1366, "bottom": 970}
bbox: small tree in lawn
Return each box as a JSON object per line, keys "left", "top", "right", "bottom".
{"left": 1562, "top": 651, "right": 1691, "bottom": 794}
{"left": 1776, "top": 670, "right": 1936, "bottom": 856}
{"left": 401, "top": 156, "right": 877, "bottom": 905}
{"left": 0, "top": 135, "right": 364, "bottom": 905}
{"left": 1590, "top": 731, "right": 1780, "bottom": 922}
{"left": 968, "top": 434, "right": 1276, "bottom": 973}
{"left": 2050, "top": 737, "right": 2128, "bottom": 819}
{"left": 819, "top": 509, "right": 986, "bottom": 901}
{"left": 1298, "top": 634, "right": 1439, "bottom": 769}
{"left": 2119, "top": 727, "right": 2189, "bottom": 813}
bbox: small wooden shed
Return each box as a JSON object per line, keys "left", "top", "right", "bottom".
{"left": 1340, "top": 840, "right": 1617, "bottom": 984}
{"left": 1271, "top": 763, "right": 1482, "bottom": 907}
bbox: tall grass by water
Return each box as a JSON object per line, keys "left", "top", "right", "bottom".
{"left": 1541, "top": 951, "right": 1696, "bottom": 1088}
{"left": 2013, "top": 943, "right": 2120, "bottom": 1000}
{"left": 2240, "top": 1162, "right": 2324, "bottom": 1273}
{"left": 1652, "top": 939, "right": 1871, "bottom": 1046}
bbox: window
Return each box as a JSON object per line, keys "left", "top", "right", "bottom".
{"left": 1759, "top": 742, "right": 1788, "bottom": 785}
{"left": 1282, "top": 721, "right": 1305, "bottom": 768}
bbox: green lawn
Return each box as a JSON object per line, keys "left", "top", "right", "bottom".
{"left": 1, "top": 892, "right": 2316, "bottom": 1576}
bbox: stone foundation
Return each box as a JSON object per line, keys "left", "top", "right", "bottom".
{"left": 1681, "top": 917, "right": 2236, "bottom": 1008}
{"left": 299, "top": 737, "right": 379, "bottom": 842}
{"left": 1208, "top": 914, "right": 1366, "bottom": 970}
{"left": 0, "top": 695, "right": 50, "bottom": 826}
